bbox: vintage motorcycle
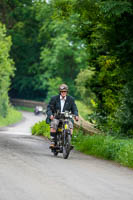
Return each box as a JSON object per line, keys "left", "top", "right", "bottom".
{"left": 50, "top": 111, "right": 74, "bottom": 159}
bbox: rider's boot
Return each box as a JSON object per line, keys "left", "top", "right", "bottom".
{"left": 49, "top": 132, "right": 56, "bottom": 149}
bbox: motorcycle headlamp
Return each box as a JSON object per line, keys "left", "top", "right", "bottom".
{"left": 65, "top": 112, "right": 69, "bottom": 118}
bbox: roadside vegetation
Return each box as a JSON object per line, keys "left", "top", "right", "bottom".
{"left": 15, "top": 106, "right": 34, "bottom": 112}
{"left": 0, "top": 106, "right": 22, "bottom": 127}
{"left": 73, "top": 130, "right": 133, "bottom": 168}
{"left": 32, "top": 120, "right": 50, "bottom": 139}
{"left": 0, "top": 23, "right": 20, "bottom": 126}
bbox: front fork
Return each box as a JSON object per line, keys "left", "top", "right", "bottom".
{"left": 63, "top": 122, "right": 71, "bottom": 144}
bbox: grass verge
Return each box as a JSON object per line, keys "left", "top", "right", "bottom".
{"left": 73, "top": 129, "right": 133, "bottom": 168}
{"left": 0, "top": 107, "right": 22, "bottom": 127}
{"left": 75, "top": 100, "right": 92, "bottom": 120}
{"left": 15, "top": 106, "right": 34, "bottom": 112}
{"left": 32, "top": 120, "right": 133, "bottom": 168}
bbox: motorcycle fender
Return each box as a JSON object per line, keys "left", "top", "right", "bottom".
{"left": 65, "top": 124, "right": 68, "bottom": 129}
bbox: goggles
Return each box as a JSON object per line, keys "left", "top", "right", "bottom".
{"left": 60, "top": 86, "right": 67, "bottom": 90}
{"left": 61, "top": 91, "right": 67, "bottom": 93}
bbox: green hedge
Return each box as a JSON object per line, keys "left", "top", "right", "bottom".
{"left": 0, "top": 23, "right": 15, "bottom": 118}
{"left": 32, "top": 120, "right": 133, "bottom": 168}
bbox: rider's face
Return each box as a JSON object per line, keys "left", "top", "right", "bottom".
{"left": 61, "top": 91, "right": 67, "bottom": 98}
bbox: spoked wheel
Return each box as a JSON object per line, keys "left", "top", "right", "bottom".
{"left": 63, "top": 134, "right": 71, "bottom": 159}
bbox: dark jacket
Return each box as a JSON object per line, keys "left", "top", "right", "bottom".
{"left": 46, "top": 95, "right": 78, "bottom": 119}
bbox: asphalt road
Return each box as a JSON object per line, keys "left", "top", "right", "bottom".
{"left": 0, "top": 111, "right": 133, "bottom": 200}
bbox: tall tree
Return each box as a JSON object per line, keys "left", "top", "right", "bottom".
{"left": 35, "top": 1, "right": 88, "bottom": 96}
{"left": 52, "top": 0, "right": 133, "bottom": 136}
{"left": 0, "top": 0, "right": 44, "bottom": 100}
{"left": 0, "top": 23, "right": 15, "bottom": 117}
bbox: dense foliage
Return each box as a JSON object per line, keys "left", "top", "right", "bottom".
{"left": 51, "top": 0, "right": 133, "bottom": 137}
{"left": 1, "top": 0, "right": 133, "bottom": 136}
{"left": 0, "top": 23, "right": 15, "bottom": 117}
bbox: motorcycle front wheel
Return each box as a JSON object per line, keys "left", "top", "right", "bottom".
{"left": 63, "top": 134, "right": 71, "bottom": 159}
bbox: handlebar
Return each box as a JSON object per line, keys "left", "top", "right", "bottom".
{"left": 54, "top": 111, "right": 74, "bottom": 119}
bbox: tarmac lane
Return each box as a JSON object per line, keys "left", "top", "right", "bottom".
{"left": 0, "top": 111, "right": 133, "bottom": 200}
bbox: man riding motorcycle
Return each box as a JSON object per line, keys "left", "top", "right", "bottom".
{"left": 46, "top": 84, "right": 79, "bottom": 148}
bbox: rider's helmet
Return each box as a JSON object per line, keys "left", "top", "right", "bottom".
{"left": 59, "top": 84, "right": 68, "bottom": 92}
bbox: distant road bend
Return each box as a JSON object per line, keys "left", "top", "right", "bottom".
{"left": 0, "top": 111, "right": 133, "bottom": 200}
